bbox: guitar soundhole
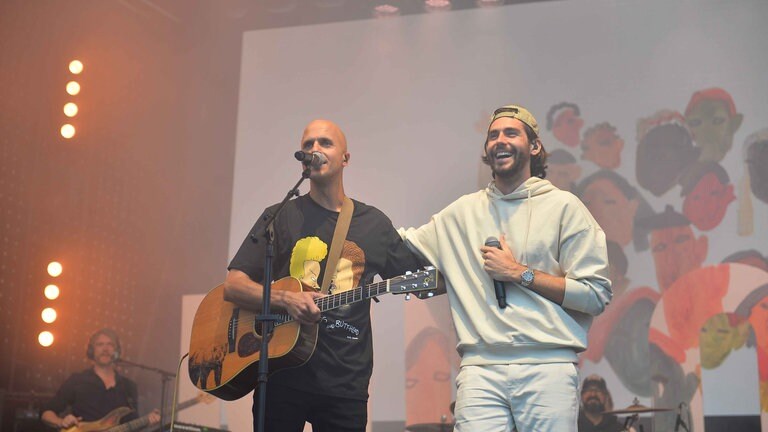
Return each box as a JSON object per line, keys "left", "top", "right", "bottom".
{"left": 237, "top": 333, "right": 261, "bottom": 357}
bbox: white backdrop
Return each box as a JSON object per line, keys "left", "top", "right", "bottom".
{"left": 208, "top": 0, "right": 768, "bottom": 430}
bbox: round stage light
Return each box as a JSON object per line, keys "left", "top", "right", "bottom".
{"left": 61, "top": 124, "right": 76, "bottom": 139}
{"left": 47, "top": 261, "right": 63, "bottom": 277}
{"left": 66, "top": 81, "right": 80, "bottom": 96}
{"left": 63, "top": 102, "right": 78, "bottom": 117}
{"left": 39, "top": 331, "right": 54, "bottom": 347}
{"left": 44, "top": 284, "right": 60, "bottom": 300}
{"left": 69, "top": 60, "right": 84, "bottom": 74}
{"left": 42, "top": 308, "right": 57, "bottom": 323}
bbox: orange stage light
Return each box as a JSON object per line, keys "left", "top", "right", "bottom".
{"left": 39, "top": 331, "right": 54, "bottom": 347}
{"left": 44, "top": 284, "right": 60, "bottom": 300}
{"left": 47, "top": 261, "right": 63, "bottom": 277}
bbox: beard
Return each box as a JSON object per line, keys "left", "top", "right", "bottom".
{"left": 584, "top": 397, "right": 606, "bottom": 414}
{"left": 490, "top": 147, "right": 530, "bottom": 180}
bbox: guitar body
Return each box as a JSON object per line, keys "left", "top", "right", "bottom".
{"left": 188, "top": 277, "right": 319, "bottom": 401}
{"left": 62, "top": 407, "right": 132, "bottom": 432}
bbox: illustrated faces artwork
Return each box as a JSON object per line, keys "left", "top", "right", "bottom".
{"left": 406, "top": 328, "right": 453, "bottom": 425}
{"left": 636, "top": 123, "right": 697, "bottom": 197}
{"left": 663, "top": 266, "right": 729, "bottom": 351}
{"left": 548, "top": 161, "right": 581, "bottom": 192}
{"left": 546, "top": 149, "right": 581, "bottom": 192}
{"left": 650, "top": 225, "right": 708, "bottom": 292}
{"left": 581, "top": 123, "right": 624, "bottom": 169}
{"left": 579, "top": 177, "right": 638, "bottom": 247}
{"left": 552, "top": 107, "right": 584, "bottom": 148}
{"left": 682, "top": 171, "right": 735, "bottom": 231}
{"left": 685, "top": 98, "right": 743, "bottom": 163}
{"left": 749, "top": 294, "right": 768, "bottom": 354}
{"left": 699, "top": 313, "right": 749, "bottom": 370}
{"left": 604, "top": 297, "right": 657, "bottom": 397}
{"left": 746, "top": 137, "right": 768, "bottom": 205}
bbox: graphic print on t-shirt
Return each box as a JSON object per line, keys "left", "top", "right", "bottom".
{"left": 289, "top": 237, "right": 367, "bottom": 340}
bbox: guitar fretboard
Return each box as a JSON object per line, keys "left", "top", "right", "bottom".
{"left": 276, "top": 279, "right": 393, "bottom": 325}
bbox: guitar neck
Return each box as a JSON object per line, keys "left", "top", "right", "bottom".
{"left": 277, "top": 280, "right": 391, "bottom": 325}
{"left": 108, "top": 397, "right": 203, "bottom": 432}
{"left": 108, "top": 416, "right": 150, "bottom": 432}
{"left": 316, "top": 280, "right": 391, "bottom": 311}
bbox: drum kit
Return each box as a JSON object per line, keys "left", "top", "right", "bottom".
{"left": 404, "top": 398, "right": 674, "bottom": 432}
{"left": 603, "top": 397, "right": 673, "bottom": 432}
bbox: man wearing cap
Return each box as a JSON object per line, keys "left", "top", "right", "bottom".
{"left": 400, "top": 104, "right": 611, "bottom": 431}
{"left": 578, "top": 375, "right": 626, "bottom": 432}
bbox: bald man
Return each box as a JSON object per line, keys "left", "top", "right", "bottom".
{"left": 224, "top": 120, "right": 425, "bottom": 431}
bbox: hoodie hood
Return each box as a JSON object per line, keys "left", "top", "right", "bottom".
{"left": 486, "top": 176, "right": 556, "bottom": 200}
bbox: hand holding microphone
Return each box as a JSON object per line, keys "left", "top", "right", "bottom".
{"left": 483, "top": 236, "right": 508, "bottom": 309}
{"left": 294, "top": 151, "right": 327, "bottom": 169}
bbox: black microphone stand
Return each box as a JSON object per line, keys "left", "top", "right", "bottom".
{"left": 115, "top": 358, "right": 176, "bottom": 430}
{"left": 254, "top": 165, "right": 311, "bottom": 432}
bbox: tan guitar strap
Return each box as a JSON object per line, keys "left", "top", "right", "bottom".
{"left": 320, "top": 196, "right": 354, "bottom": 294}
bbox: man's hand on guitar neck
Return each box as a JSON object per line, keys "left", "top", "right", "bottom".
{"left": 223, "top": 269, "right": 326, "bottom": 325}
{"left": 58, "top": 414, "right": 81, "bottom": 429}
{"left": 278, "top": 289, "right": 325, "bottom": 324}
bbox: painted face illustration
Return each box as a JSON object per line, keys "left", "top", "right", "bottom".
{"left": 650, "top": 225, "right": 707, "bottom": 291}
{"left": 552, "top": 108, "right": 584, "bottom": 148}
{"left": 682, "top": 172, "right": 735, "bottom": 231}
{"left": 580, "top": 178, "right": 638, "bottom": 247}
{"left": 581, "top": 125, "right": 624, "bottom": 169}
{"left": 686, "top": 99, "right": 742, "bottom": 162}
{"left": 548, "top": 162, "right": 581, "bottom": 192}
{"left": 700, "top": 313, "right": 748, "bottom": 369}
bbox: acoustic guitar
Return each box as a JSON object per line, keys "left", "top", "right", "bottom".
{"left": 61, "top": 392, "right": 214, "bottom": 432}
{"left": 188, "top": 267, "right": 439, "bottom": 400}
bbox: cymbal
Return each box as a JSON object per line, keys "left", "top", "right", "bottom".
{"left": 604, "top": 403, "right": 673, "bottom": 415}
{"left": 405, "top": 422, "right": 455, "bottom": 432}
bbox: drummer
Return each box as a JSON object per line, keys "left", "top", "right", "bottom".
{"left": 578, "top": 375, "right": 630, "bottom": 432}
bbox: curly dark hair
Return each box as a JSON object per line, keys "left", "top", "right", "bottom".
{"left": 546, "top": 102, "right": 580, "bottom": 131}
{"left": 482, "top": 123, "right": 548, "bottom": 179}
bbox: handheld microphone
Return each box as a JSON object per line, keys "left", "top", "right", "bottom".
{"left": 484, "top": 236, "right": 507, "bottom": 309}
{"left": 294, "top": 151, "right": 327, "bottom": 169}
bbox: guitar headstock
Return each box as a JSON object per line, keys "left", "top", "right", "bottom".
{"left": 388, "top": 267, "right": 439, "bottom": 297}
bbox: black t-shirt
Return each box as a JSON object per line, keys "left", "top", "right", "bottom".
{"left": 578, "top": 411, "right": 625, "bottom": 432}
{"left": 41, "top": 368, "right": 139, "bottom": 423}
{"left": 228, "top": 194, "right": 424, "bottom": 400}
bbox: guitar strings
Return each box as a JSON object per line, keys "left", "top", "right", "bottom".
{"left": 231, "top": 281, "right": 392, "bottom": 328}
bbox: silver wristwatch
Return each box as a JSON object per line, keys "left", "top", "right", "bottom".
{"left": 520, "top": 268, "right": 534, "bottom": 287}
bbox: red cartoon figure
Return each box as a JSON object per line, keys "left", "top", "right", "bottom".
{"left": 680, "top": 162, "right": 735, "bottom": 231}
{"left": 581, "top": 122, "right": 624, "bottom": 169}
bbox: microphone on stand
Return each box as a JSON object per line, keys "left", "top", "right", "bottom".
{"left": 294, "top": 151, "right": 327, "bottom": 169}
{"left": 484, "top": 236, "right": 507, "bottom": 309}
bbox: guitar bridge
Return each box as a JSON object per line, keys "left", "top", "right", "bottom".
{"left": 227, "top": 308, "right": 239, "bottom": 353}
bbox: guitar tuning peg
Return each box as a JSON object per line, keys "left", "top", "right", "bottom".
{"left": 405, "top": 293, "right": 412, "bottom": 301}
{"left": 424, "top": 266, "right": 435, "bottom": 271}
{"left": 427, "top": 292, "right": 434, "bottom": 298}
{"left": 405, "top": 271, "right": 413, "bottom": 275}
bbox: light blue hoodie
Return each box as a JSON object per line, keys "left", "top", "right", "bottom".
{"left": 400, "top": 177, "right": 612, "bottom": 366}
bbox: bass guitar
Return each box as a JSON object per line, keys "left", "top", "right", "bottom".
{"left": 188, "top": 267, "right": 438, "bottom": 400}
{"left": 61, "top": 392, "right": 214, "bottom": 432}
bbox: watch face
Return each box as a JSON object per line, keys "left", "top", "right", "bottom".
{"left": 522, "top": 269, "right": 534, "bottom": 285}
